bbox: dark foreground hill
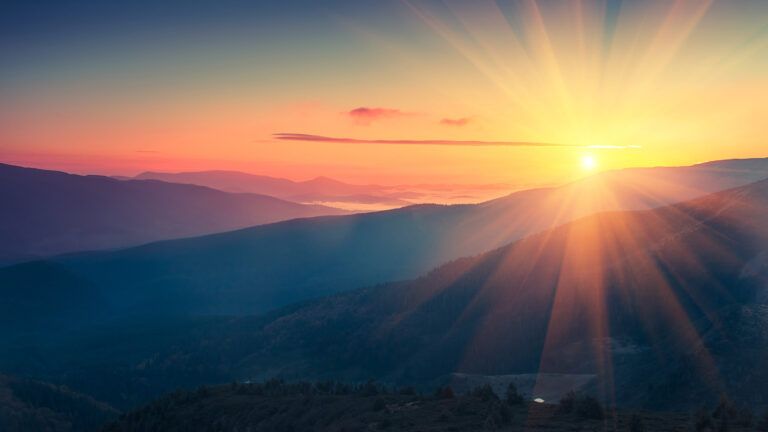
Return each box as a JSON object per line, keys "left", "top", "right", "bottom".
{"left": 0, "top": 374, "right": 118, "bottom": 432}
{"left": 0, "top": 163, "right": 345, "bottom": 264}
{"left": 102, "top": 380, "right": 765, "bottom": 432}
{"left": 2, "top": 158, "right": 767, "bottom": 325}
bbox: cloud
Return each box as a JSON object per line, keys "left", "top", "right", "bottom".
{"left": 274, "top": 133, "right": 573, "bottom": 147}
{"left": 347, "top": 107, "right": 409, "bottom": 125}
{"left": 274, "top": 133, "right": 642, "bottom": 149}
{"left": 440, "top": 117, "right": 472, "bottom": 127}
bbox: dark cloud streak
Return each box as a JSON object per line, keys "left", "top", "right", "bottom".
{"left": 274, "top": 133, "right": 575, "bottom": 147}
{"left": 440, "top": 117, "right": 472, "bottom": 127}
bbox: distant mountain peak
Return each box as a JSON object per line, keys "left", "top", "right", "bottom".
{"left": 305, "top": 175, "right": 346, "bottom": 184}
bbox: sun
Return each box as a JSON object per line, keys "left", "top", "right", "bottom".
{"left": 580, "top": 155, "right": 598, "bottom": 171}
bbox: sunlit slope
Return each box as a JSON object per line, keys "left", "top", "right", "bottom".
{"left": 158, "top": 177, "right": 768, "bottom": 406}
{"left": 462, "top": 158, "right": 768, "bottom": 256}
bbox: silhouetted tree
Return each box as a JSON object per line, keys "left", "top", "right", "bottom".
{"left": 694, "top": 407, "right": 714, "bottom": 432}
{"left": 757, "top": 409, "right": 768, "bottom": 432}
{"left": 359, "top": 380, "right": 379, "bottom": 396}
{"left": 505, "top": 383, "right": 523, "bottom": 405}
{"left": 712, "top": 395, "right": 737, "bottom": 420}
{"left": 496, "top": 403, "right": 513, "bottom": 424}
{"left": 575, "top": 395, "right": 604, "bottom": 420}
{"left": 434, "top": 386, "right": 454, "bottom": 399}
{"left": 558, "top": 391, "right": 577, "bottom": 414}
{"left": 735, "top": 405, "right": 752, "bottom": 427}
{"left": 372, "top": 397, "right": 386, "bottom": 411}
{"left": 195, "top": 386, "right": 209, "bottom": 398}
{"left": 471, "top": 384, "right": 498, "bottom": 402}
{"left": 718, "top": 414, "right": 729, "bottom": 432}
{"left": 483, "top": 413, "right": 498, "bottom": 430}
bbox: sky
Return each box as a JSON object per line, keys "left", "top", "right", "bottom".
{"left": 1, "top": 0, "right": 767, "bottom": 186}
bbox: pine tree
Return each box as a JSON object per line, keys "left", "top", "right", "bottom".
{"left": 505, "top": 383, "right": 523, "bottom": 405}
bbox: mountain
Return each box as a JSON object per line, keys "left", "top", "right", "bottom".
{"left": 71, "top": 177, "right": 768, "bottom": 408}
{"left": 0, "top": 163, "right": 346, "bottom": 263}
{"left": 135, "top": 170, "right": 303, "bottom": 196}
{"left": 6, "top": 175, "right": 768, "bottom": 411}
{"left": 159, "top": 176, "right": 764, "bottom": 408}
{"left": 132, "top": 170, "right": 413, "bottom": 210}
{"left": 630, "top": 304, "right": 768, "bottom": 410}
{"left": 0, "top": 374, "right": 118, "bottom": 432}
{"left": 2, "top": 158, "right": 766, "bottom": 322}
{"left": 0, "top": 261, "right": 101, "bottom": 331}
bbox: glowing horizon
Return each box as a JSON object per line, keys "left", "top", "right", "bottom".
{"left": 1, "top": 0, "right": 767, "bottom": 186}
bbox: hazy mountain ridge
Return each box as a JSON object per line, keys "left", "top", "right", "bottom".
{"left": 2, "top": 159, "right": 766, "bottom": 324}
{"left": 0, "top": 374, "right": 118, "bottom": 432}
{"left": 133, "top": 170, "right": 426, "bottom": 210}
{"left": 0, "top": 163, "right": 346, "bottom": 263}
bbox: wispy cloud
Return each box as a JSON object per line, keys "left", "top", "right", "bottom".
{"left": 274, "top": 133, "right": 642, "bottom": 149}
{"left": 440, "top": 117, "right": 472, "bottom": 127}
{"left": 347, "top": 107, "right": 410, "bottom": 125}
{"left": 275, "top": 133, "right": 572, "bottom": 147}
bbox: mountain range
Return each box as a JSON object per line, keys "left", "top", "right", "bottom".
{"left": 2, "top": 158, "right": 766, "bottom": 326}
{"left": 0, "top": 163, "right": 345, "bottom": 264}
{"left": 131, "top": 170, "right": 514, "bottom": 210}
{"left": 0, "top": 374, "right": 118, "bottom": 432}
{"left": 181, "top": 177, "right": 767, "bottom": 407}
{"left": 132, "top": 170, "right": 415, "bottom": 210}
{"left": 1, "top": 160, "right": 767, "bottom": 412}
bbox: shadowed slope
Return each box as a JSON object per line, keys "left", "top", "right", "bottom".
{"left": 0, "top": 374, "right": 118, "bottom": 432}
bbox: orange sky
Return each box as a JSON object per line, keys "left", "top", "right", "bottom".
{"left": 1, "top": 0, "right": 767, "bottom": 186}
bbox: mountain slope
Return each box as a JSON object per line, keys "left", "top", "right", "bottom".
{"left": 13, "top": 177, "right": 768, "bottom": 411}
{"left": 3, "top": 158, "right": 766, "bottom": 319}
{"left": 87, "top": 177, "right": 767, "bottom": 408}
{"left": 0, "top": 163, "right": 345, "bottom": 263}
{"left": 0, "top": 261, "right": 102, "bottom": 332}
{"left": 0, "top": 374, "right": 118, "bottom": 432}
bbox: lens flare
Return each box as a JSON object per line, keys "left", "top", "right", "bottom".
{"left": 581, "top": 155, "right": 598, "bottom": 171}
